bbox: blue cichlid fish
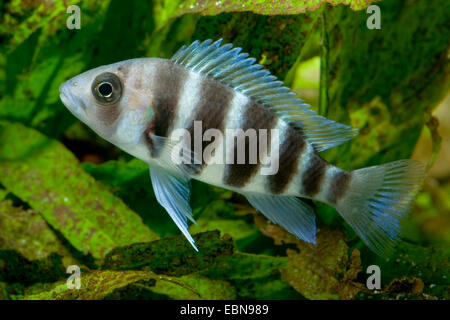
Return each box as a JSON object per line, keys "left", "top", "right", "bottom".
{"left": 59, "top": 39, "right": 425, "bottom": 256}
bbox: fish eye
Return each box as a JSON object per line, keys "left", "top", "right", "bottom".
{"left": 97, "top": 82, "right": 113, "bottom": 98}
{"left": 91, "top": 72, "right": 122, "bottom": 105}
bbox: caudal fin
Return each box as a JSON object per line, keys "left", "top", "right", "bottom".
{"left": 335, "top": 160, "right": 425, "bottom": 256}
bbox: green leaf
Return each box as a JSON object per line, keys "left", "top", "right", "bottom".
{"left": 21, "top": 270, "right": 159, "bottom": 300}
{"left": 191, "top": 13, "right": 320, "bottom": 80}
{"left": 20, "top": 270, "right": 236, "bottom": 300}
{"left": 0, "top": 121, "right": 158, "bottom": 260}
{"left": 372, "top": 242, "right": 450, "bottom": 286}
{"left": 149, "top": 274, "right": 236, "bottom": 300}
{"left": 102, "top": 230, "right": 234, "bottom": 276}
{"left": 177, "top": 0, "right": 379, "bottom": 16}
{"left": 202, "top": 252, "right": 288, "bottom": 280}
{"left": 312, "top": 0, "right": 450, "bottom": 288}
{"left": 1, "top": 0, "right": 448, "bottom": 300}
{"left": 320, "top": 0, "right": 450, "bottom": 168}
{"left": 200, "top": 253, "right": 301, "bottom": 299}
{"left": 0, "top": 199, "right": 75, "bottom": 263}
{"left": 0, "top": 189, "right": 7, "bottom": 202}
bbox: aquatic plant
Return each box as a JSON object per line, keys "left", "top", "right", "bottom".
{"left": 0, "top": 0, "right": 448, "bottom": 300}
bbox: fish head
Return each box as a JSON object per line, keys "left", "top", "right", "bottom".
{"left": 59, "top": 59, "right": 155, "bottom": 146}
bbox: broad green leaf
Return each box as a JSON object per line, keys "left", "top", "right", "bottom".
{"left": 320, "top": 0, "right": 450, "bottom": 168}
{"left": 177, "top": 0, "right": 379, "bottom": 16}
{"left": 372, "top": 242, "right": 450, "bottom": 286}
{"left": 84, "top": 159, "right": 183, "bottom": 237}
{"left": 20, "top": 270, "right": 236, "bottom": 300}
{"left": 149, "top": 274, "right": 236, "bottom": 300}
{"left": 312, "top": 0, "right": 450, "bottom": 284}
{"left": 0, "top": 0, "right": 323, "bottom": 132}
{"left": 102, "top": 230, "right": 234, "bottom": 276}
{"left": 190, "top": 12, "right": 320, "bottom": 80}
{"left": 0, "top": 199, "right": 75, "bottom": 263}
{"left": 1, "top": 0, "right": 449, "bottom": 300}
{"left": 190, "top": 219, "right": 256, "bottom": 243}
{"left": 21, "top": 270, "right": 158, "bottom": 300}
{"left": 233, "top": 276, "right": 305, "bottom": 300}
{"left": 200, "top": 253, "right": 302, "bottom": 299}
{"left": 0, "top": 0, "right": 153, "bottom": 137}
{"left": 0, "top": 121, "right": 158, "bottom": 260}
{"left": 0, "top": 0, "right": 83, "bottom": 53}
{"left": 202, "top": 253, "right": 288, "bottom": 280}
{"left": 84, "top": 159, "right": 267, "bottom": 251}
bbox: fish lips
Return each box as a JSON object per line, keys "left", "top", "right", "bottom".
{"left": 59, "top": 81, "right": 86, "bottom": 118}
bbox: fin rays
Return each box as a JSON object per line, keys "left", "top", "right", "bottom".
{"left": 245, "top": 193, "right": 316, "bottom": 244}
{"left": 171, "top": 39, "right": 358, "bottom": 151}
{"left": 150, "top": 166, "right": 198, "bottom": 251}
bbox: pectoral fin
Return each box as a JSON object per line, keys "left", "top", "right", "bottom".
{"left": 149, "top": 133, "right": 202, "bottom": 176}
{"left": 149, "top": 165, "right": 198, "bottom": 251}
{"left": 245, "top": 193, "right": 316, "bottom": 244}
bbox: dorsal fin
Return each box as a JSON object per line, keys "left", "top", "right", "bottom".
{"left": 171, "top": 39, "right": 358, "bottom": 151}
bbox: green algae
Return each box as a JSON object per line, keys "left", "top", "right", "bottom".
{"left": 20, "top": 270, "right": 236, "bottom": 300}
{"left": 0, "top": 121, "right": 158, "bottom": 260}
{"left": 320, "top": 0, "right": 450, "bottom": 168}
{"left": 179, "top": 0, "right": 379, "bottom": 16}
{"left": 0, "top": 199, "right": 75, "bottom": 263}
{"left": 0, "top": 0, "right": 448, "bottom": 301}
{"left": 102, "top": 230, "right": 234, "bottom": 276}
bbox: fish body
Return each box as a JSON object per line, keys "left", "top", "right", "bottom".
{"left": 60, "top": 39, "right": 425, "bottom": 256}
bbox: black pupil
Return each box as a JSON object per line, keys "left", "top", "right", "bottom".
{"left": 98, "top": 82, "right": 113, "bottom": 97}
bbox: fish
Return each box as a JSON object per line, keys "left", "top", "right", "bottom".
{"left": 59, "top": 39, "right": 425, "bottom": 256}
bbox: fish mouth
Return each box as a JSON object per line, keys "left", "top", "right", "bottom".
{"left": 59, "top": 82, "right": 86, "bottom": 117}
{"left": 59, "top": 82, "right": 77, "bottom": 109}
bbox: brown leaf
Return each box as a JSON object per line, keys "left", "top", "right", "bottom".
{"left": 254, "top": 213, "right": 299, "bottom": 245}
{"left": 385, "top": 277, "right": 425, "bottom": 295}
{"left": 255, "top": 213, "right": 363, "bottom": 299}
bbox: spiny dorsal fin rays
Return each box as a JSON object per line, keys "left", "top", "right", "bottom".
{"left": 171, "top": 39, "right": 358, "bottom": 151}
{"left": 196, "top": 43, "right": 235, "bottom": 74}
{"left": 185, "top": 40, "right": 216, "bottom": 68}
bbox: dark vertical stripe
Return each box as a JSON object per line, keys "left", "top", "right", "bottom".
{"left": 185, "top": 77, "right": 234, "bottom": 173}
{"left": 144, "top": 61, "right": 187, "bottom": 157}
{"left": 267, "top": 126, "right": 306, "bottom": 194}
{"left": 301, "top": 153, "right": 329, "bottom": 197}
{"left": 223, "top": 100, "right": 277, "bottom": 188}
{"left": 152, "top": 62, "right": 187, "bottom": 138}
{"left": 327, "top": 170, "right": 352, "bottom": 204}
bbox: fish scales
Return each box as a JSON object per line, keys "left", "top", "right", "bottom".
{"left": 144, "top": 61, "right": 188, "bottom": 156}
{"left": 146, "top": 61, "right": 306, "bottom": 195}
{"left": 301, "top": 154, "right": 329, "bottom": 198}
{"left": 222, "top": 99, "right": 278, "bottom": 188}
{"left": 59, "top": 39, "right": 425, "bottom": 256}
{"left": 267, "top": 125, "right": 305, "bottom": 194}
{"left": 185, "top": 76, "right": 234, "bottom": 172}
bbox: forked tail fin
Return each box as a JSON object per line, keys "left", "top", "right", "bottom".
{"left": 335, "top": 160, "right": 426, "bottom": 256}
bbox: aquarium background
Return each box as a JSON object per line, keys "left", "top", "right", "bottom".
{"left": 0, "top": 0, "right": 449, "bottom": 300}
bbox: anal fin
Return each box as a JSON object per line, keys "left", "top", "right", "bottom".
{"left": 245, "top": 193, "right": 316, "bottom": 244}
